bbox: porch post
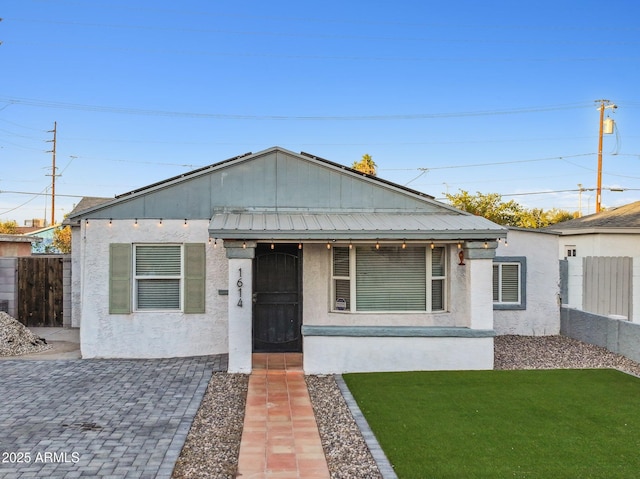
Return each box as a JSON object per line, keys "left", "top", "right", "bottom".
{"left": 224, "top": 240, "right": 256, "bottom": 373}
{"left": 463, "top": 241, "right": 498, "bottom": 330}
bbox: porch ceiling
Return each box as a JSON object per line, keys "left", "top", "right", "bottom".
{"left": 208, "top": 212, "right": 506, "bottom": 240}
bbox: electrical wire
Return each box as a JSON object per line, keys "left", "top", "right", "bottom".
{"left": 0, "top": 96, "right": 593, "bottom": 121}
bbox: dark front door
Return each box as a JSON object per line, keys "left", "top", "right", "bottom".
{"left": 253, "top": 243, "right": 302, "bottom": 352}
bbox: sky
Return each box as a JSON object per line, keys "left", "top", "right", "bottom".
{"left": 1, "top": 0, "right": 640, "bottom": 225}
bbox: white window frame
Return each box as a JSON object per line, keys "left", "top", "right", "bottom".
{"left": 492, "top": 257, "right": 526, "bottom": 310}
{"left": 133, "top": 243, "right": 184, "bottom": 312}
{"left": 331, "top": 244, "right": 447, "bottom": 313}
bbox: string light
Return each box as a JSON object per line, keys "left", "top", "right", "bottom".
{"left": 457, "top": 241, "right": 462, "bottom": 249}
{"left": 108, "top": 218, "right": 112, "bottom": 226}
{"left": 402, "top": 239, "right": 406, "bottom": 249}
{"left": 271, "top": 241, "right": 275, "bottom": 250}
{"left": 326, "top": 241, "right": 331, "bottom": 250}
{"left": 430, "top": 241, "right": 435, "bottom": 249}
{"left": 349, "top": 240, "right": 353, "bottom": 250}
{"left": 134, "top": 218, "right": 138, "bottom": 227}
{"left": 184, "top": 219, "right": 188, "bottom": 227}
{"left": 158, "top": 218, "right": 163, "bottom": 226}
{"left": 375, "top": 240, "right": 380, "bottom": 250}
{"left": 298, "top": 242, "right": 302, "bottom": 250}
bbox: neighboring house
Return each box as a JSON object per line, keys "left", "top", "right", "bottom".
{"left": 27, "top": 225, "right": 59, "bottom": 254}
{"left": 66, "top": 147, "right": 512, "bottom": 373}
{"left": 493, "top": 227, "right": 560, "bottom": 336}
{"left": 547, "top": 201, "right": 640, "bottom": 323}
{"left": 0, "top": 234, "right": 40, "bottom": 257}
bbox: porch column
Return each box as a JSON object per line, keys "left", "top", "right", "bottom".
{"left": 464, "top": 241, "right": 498, "bottom": 330}
{"left": 225, "top": 240, "right": 256, "bottom": 373}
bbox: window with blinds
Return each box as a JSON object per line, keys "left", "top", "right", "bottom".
{"left": 135, "top": 245, "right": 182, "bottom": 310}
{"left": 332, "top": 247, "right": 351, "bottom": 310}
{"left": 493, "top": 262, "right": 521, "bottom": 304}
{"left": 332, "top": 245, "right": 447, "bottom": 312}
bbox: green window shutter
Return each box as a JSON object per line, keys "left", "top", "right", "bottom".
{"left": 184, "top": 243, "right": 206, "bottom": 313}
{"left": 110, "top": 243, "right": 132, "bottom": 314}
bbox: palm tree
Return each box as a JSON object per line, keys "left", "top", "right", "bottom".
{"left": 352, "top": 154, "right": 377, "bottom": 176}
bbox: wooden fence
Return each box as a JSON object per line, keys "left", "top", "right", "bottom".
{"left": 16, "top": 256, "right": 64, "bottom": 327}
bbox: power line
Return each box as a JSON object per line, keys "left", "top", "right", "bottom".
{"left": 0, "top": 96, "right": 593, "bottom": 121}
{"left": 0, "top": 189, "right": 87, "bottom": 198}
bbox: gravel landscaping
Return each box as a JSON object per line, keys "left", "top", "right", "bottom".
{"left": 0, "top": 312, "right": 51, "bottom": 356}
{"left": 172, "top": 335, "right": 640, "bottom": 479}
{"left": 171, "top": 373, "right": 248, "bottom": 479}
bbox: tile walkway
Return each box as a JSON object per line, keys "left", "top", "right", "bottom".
{"left": 237, "top": 353, "right": 330, "bottom": 478}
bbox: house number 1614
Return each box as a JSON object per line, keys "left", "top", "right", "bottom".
{"left": 237, "top": 268, "right": 243, "bottom": 307}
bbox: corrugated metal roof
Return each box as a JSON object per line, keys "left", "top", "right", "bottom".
{"left": 209, "top": 212, "right": 506, "bottom": 240}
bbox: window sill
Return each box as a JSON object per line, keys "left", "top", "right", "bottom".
{"left": 493, "top": 303, "right": 525, "bottom": 311}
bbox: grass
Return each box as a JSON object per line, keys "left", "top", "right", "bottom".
{"left": 343, "top": 369, "right": 640, "bottom": 479}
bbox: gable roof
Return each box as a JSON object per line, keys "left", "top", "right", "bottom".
{"left": 66, "top": 147, "right": 506, "bottom": 240}
{"left": 546, "top": 200, "right": 640, "bottom": 235}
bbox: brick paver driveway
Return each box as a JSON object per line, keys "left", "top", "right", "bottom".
{"left": 0, "top": 355, "right": 226, "bottom": 479}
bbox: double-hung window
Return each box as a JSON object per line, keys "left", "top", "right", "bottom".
{"left": 493, "top": 256, "right": 526, "bottom": 310}
{"left": 109, "top": 243, "right": 206, "bottom": 314}
{"left": 331, "top": 245, "right": 447, "bottom": 312}
{"left": 135, "top": 245, "right": 182, "bottom": 310}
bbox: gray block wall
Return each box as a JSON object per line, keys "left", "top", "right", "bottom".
{"left": 0, "top": 257, "right": 17, "bottom": 317}
{"left": 561, "top": 306, "right": 640, "bottom": 364}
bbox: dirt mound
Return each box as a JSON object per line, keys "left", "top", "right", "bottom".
{"left": 0, "top": 312, "right": 52, "bottom": 356}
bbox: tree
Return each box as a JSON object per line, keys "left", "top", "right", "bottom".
{"left": 0, "top": 220, "right": 19, "bottom": 234}
{"left": 50, "top": 225, "right": 72, "bottom": 253}
{"left": 444, "top": 190, "right": 524, "bottom": 226}
{"left": 445, "top": 190, "right": 576, "bottom": 228}
{"left": 352, "top": 154, "right": 377, "bottom": 176}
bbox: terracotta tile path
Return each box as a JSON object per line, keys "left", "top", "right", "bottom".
{"left": 237, "top": 353, "right": 331, "bottom": 478}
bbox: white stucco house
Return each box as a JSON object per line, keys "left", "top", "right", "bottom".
{"left": 493, "top": 227, "right": 560, "bottom": 336}
{"left": 66, "top": 147, "right": 525, "bottom": 373}
{"left": 546, "top": 201, "right": 640, "bottom": 323}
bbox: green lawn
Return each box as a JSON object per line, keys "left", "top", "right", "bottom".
{"left": 343, "top": 369, "right": 640, "bottom": 479}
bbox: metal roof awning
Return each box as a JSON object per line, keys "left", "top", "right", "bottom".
{"left": 208, "top": 212, "right": 507, "bottom": 241}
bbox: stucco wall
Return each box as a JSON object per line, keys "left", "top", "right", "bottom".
{"left": 0, "top": 242, "right": 32, "bottom": 257}
{"left": 73, "top": 219, "right": 229, "bottom": 358}
{"left": 559, "top": 233, "right": 640, "bottom": 259}
{"left": 493, "top": 229, "right": 560, "bottom": 335}
{"left": 304, "top": 336, "right": 494, "bottom": 373}
{"left": 302, "top": 243, "right": 472, "bottom": 328}
{"left": 559, "top": 233, "right": 639, "bottom": 323}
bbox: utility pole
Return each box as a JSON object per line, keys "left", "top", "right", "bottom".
{"left": 595, "top": 100, "right": 617, "bottom": 213}
{"left": 46, "top": 121, "right": 61, "bottom": 225}
{"left": 577, "top": 183, "right": 583, "bottom": 217}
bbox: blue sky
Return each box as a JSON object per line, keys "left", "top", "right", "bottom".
{"left": 2, "top": 0, "right": 639, "bottom": 225}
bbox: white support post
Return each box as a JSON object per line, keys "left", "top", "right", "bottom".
{"left": 225, "top": 241, "right": 256, "bottom": 373}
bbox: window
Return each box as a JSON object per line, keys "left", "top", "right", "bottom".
{"left": 135, "top": 245, "right": 182, "bottom": 310}
{"left": 332, "top": 245, "right": 447, "bottom": 312}
{"left": 109, "top": 243, "right": 206, "bottom": 314}
{"left": 493, "top": 257, "right": 526, "bottom": 310}
{"left": 566, "top": 245, "right": 577, "bottom": 257}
